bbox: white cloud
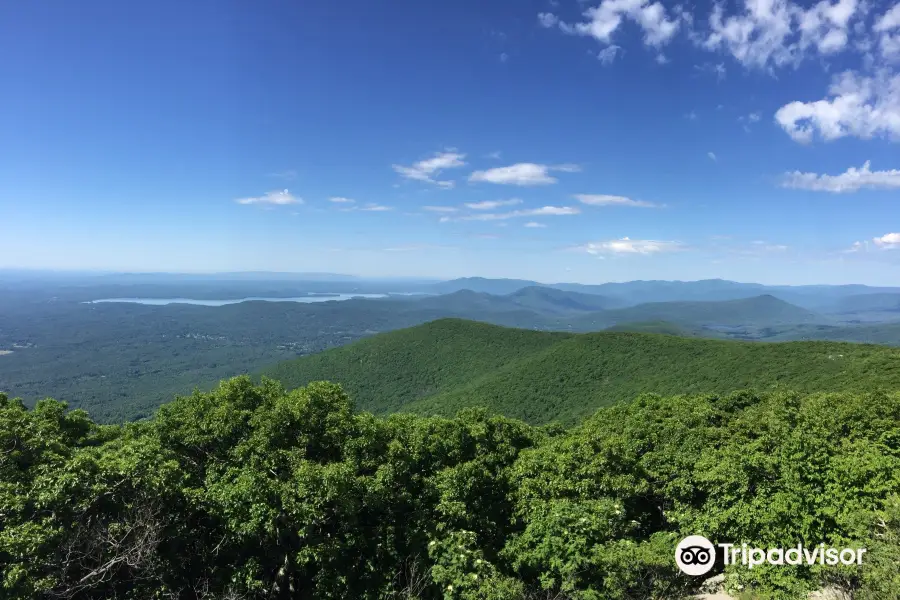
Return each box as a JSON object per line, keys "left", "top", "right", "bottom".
{"left": 702, "top": 0, "right": 861, "bottom": 70}
{"left": 538, "top": 12, "right": 560, "bottom": 28}
{"left": 382, "top": 244, "right": 456, "bottom": 252}
{"left": 464, "top": 199, "right": 523, "bottom": 210}
{"left": 781, "top": 160, "right": 900, "bottom": 192}
{"left": 455, "top": 206, "right": 581, "bottom": 221}
{"left": 656, "top": 53, "right": 670, "bottom": 64}
{"left": 422, "top": 205, "right": 458, "bottom": 213}
{"left": 235, "top": 189, "right": 302, "bottom": 206}
{"left": 524, "top": 221, "right": 547, "bottom": 228}
{"left": 874, "top": 3, "right": 900, "bottom": 61}
{"left": 694, "top": 62, "right": 727, "bottom": 80}
{"left": 485, "top": 151, "right": 503, "bottom": 160}
{"left": 873, "top": 232, "right": 900, "bottom": 248}
{"left": 577, "top": 237, "right": 683, "bottom": 255}
{"left": 708, "top": 151, "right": 717, "bottom": 161}
{"left": 775, "top": 70, "right": 900, "bottom": 142}
{"left": 574, "top": 194, "right": 658, "bottom": 207}
{"left": 329, "top": 196, "right": 355, "bottom": 204}
{"left": 520, "top": 206, "right": 580, "bottom": 216}
{"left": 572, "top": 0, "right": 681, "bottom": 47}
{"left": 392, "top": 151, "right": 466, "bottom": 188}
{"left": 597, "top": 45, "right": 623, "bottom": 64}
{"left": 360, "top": 203, "right": 393, "bottom": 212}
{"left": 469, "top": 163, "right": 578, "bottom": 186}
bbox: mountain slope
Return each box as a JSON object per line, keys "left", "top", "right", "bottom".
{"left": 259, "top": 319, "right": 571, "bottom": 415}
{"left": 506, "top": 286, "right": 623, "bottom": 313}
{"left": 602, "top": 320, "right": 713, "bottom": 337}
{"left": 259, "top": 318, "right": 900, "bottom": 425}
{"left": 426, "top": 277, "right": 540, "bottom": 295}
{"left": 568, "top": 294, "right": 824, "bottom": 331}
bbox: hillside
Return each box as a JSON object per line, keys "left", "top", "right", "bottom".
{"left": 506, "top": 285, "right": 623, "bottom": 313}
{"left": 602, "top": 320, "right": 712, "bottom": 337}
{"left": 259, "top": 318, "right": 900, "bottom": 425}
{"left": 774, "top": 322, "right": 900, "bottom": 346}
{"left": 259, "top": 319, "right": 572, "bottom": 415}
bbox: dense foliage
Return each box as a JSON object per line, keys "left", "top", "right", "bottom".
{"left": 263, "top": 319, "right": 900, "bottom": 425}
{"left": 1, "top": 376, "right": 898, "bottom": 599}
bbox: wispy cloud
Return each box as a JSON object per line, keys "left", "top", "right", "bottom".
{"left": 329, "top": 196, "right": 355, "bottom": 204}
{"left": 738, "top": 111, "right": 761, "bottom": 132}
{"left": 268, "top": 170, "right": 297, "bottom": 181}
{"left": 708, "top": 151, "right": 717, "bottom": 161}
{"left": 524, "top": 221, "right": 547, "bottom": 228}
{"left": 422, "top": 206, "right": 458, "bottom": 213}
{"left": 464, "top": 199, "right": 523, "bottom": 210}
{"left": 382, "top": 244, "right": 456, "bottom": 252}
{"left": 781, "top": 161, "right": 900, "bottom": 192}
{"left": 694, "top": 62, "right": 726, "bottom": 80}
{"left": 846, "top": 233, "right": 900, "bottom": 253}
{"left": 452, "top": 206, "right": 580, "bottom": 221}
{"left": 393, "top": 150, "right": 466, "bottom": 188}
{"left": 574, "top": 194, "right": 658, "bottom": 208}
{"left": 469, "top": 163, "right": 579, "bottom": 186}
{"left": 360, "top": 203, "right": 393, "bottom": 212}
{"left": 235, "top": 189, "right": 302, "bottom": 206}
{"left": 538, "top": 0, "right": 680, "bottom": 48}
{"left": 576, "top": 237, "right": 684, "bottom": 255}
{"left": 597, "top": 45, "right": 623, "bottom": 64}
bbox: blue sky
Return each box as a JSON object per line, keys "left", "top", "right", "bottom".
{"left": 2, "top": 0, "right": 900, "bottom": 285}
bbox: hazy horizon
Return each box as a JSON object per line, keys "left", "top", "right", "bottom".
{"left": 3, "top": 266, "right": 899, "bottom": 289}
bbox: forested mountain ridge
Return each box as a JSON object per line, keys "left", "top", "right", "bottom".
{"left": 260, "top": 319, "right": 900, "bottom": 425}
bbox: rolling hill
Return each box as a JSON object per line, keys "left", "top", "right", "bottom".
{"left": 602, "top": 320, "right": 712, "bottom": 337}
{"left": 258, "top": 318, "right": 900, "bottom": 425}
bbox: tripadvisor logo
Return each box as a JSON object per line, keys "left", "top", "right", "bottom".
{"left": 675, "top": 536, "right": 867, "bottom": 576}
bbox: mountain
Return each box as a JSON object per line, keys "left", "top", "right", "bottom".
{"left": 506, "top": 286, "right": 624, "bottom": 313}
{"left": 829, "top": 293, "right": 900, "bottom": 315}
{"left": 566, "top": 294, "right": 824, "bottom": 331}
{"left": 424, "top": 277, "right": 900, "bottom": 310}
{"left": 426, "top": 277, "right": 541, "bottom": 295}
{"left": 259, "top": 318, "right": 900, "bottom": 425}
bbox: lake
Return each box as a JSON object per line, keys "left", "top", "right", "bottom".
{"left": 85, "top": 294, "right": 395, "bottom": 306}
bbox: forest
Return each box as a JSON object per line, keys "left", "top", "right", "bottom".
{"left": 1, "top": 377, "right": 897, "bottom": 599}
{"left": 261, "top": 319, "right": 900, "bottom": 425}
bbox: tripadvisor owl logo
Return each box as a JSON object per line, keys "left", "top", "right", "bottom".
{"left": 675, "top": 535, "right": 868, "bottom": 576}
{"left": 675, "top": 535, "right": 716, "bottom": 576}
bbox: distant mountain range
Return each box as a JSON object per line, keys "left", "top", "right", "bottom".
{"left": 421, "top": 277, "right": 900, "bottom": 312}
